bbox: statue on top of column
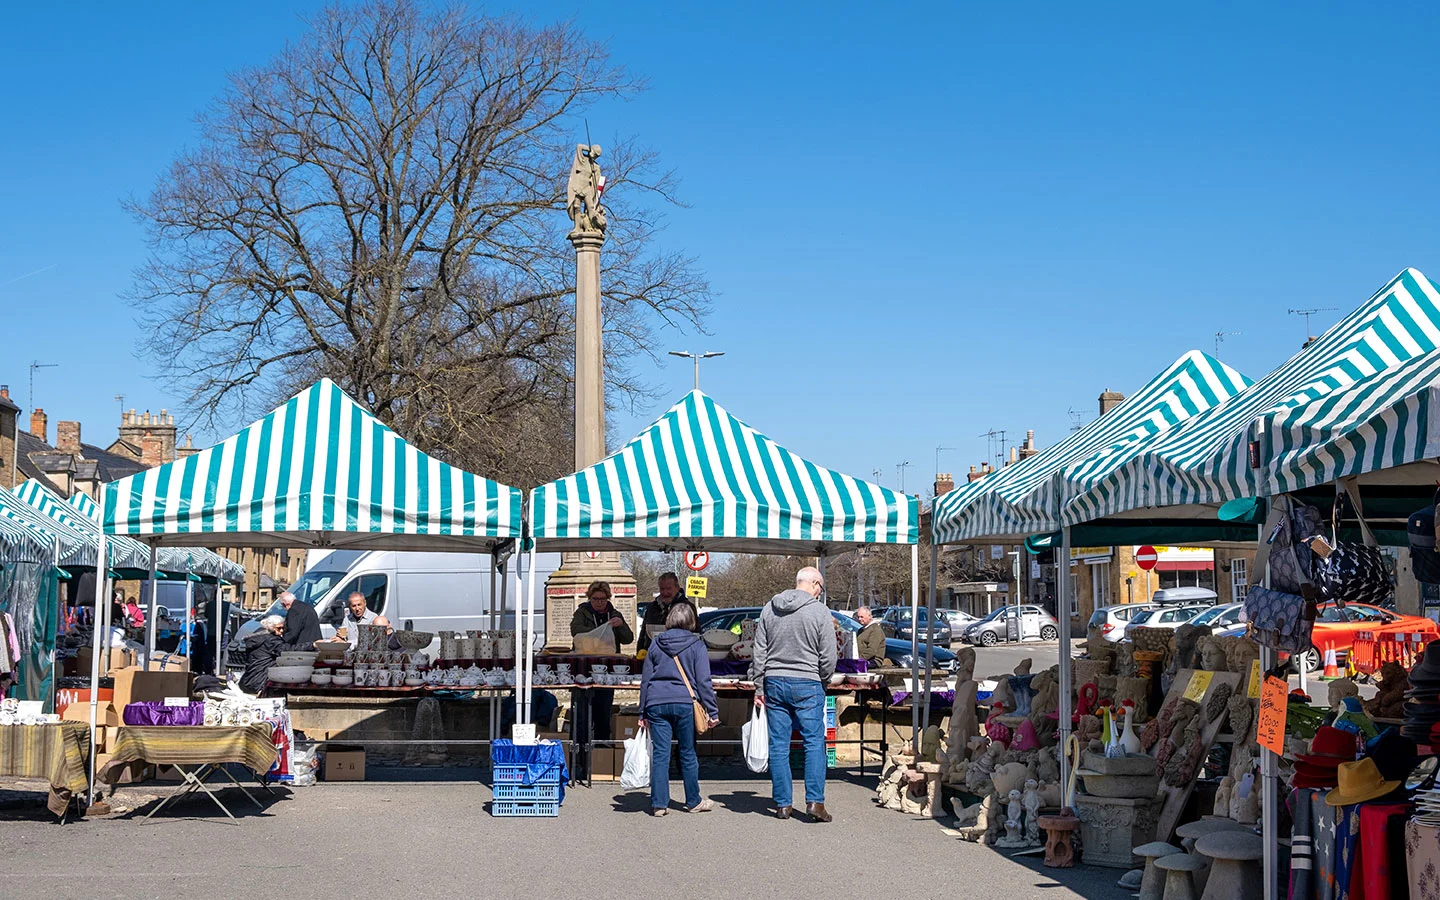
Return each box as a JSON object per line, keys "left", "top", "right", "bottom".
{"left": 566, "top": 144, "right": 606, "bottom": 235}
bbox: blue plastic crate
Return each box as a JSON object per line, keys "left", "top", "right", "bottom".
{"left": 491, "top": 800, "right": 560, "bottom": 817}
{"left": 492, "top": 764, "right": 563, "bottom": 785}
{"left": 493, "top": 782, "right": 562, "bottom": 802}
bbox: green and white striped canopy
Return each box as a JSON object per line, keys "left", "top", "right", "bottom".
{"left": 103, "top": 379, "right": 523, "bottom": 552}
{"left": 0, "top": 484, "right": 92, "bottom": 570}
{"left": 530, "top": 390, "right": 919, "bottom": 553}
{"left": 0, "top": 489, "right": 53, "bottom": 568}
{"left": 65, "top": 490, "right": 245, "bottom": 582}
{"left": 1062, "top": 268, "right": 1440, "bottom": 527}
{"left": 16, "top": 480, "right": 152, "bottom": 573}
{"left": 1255, "top": 348, "right": 1440, "bottom": 494}
{"left": 932, "top": 351, "right": 1252, "bottom": 544}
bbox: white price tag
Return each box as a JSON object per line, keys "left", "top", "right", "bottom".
{"left": 511, "top": 723, "right": 536, "bottom": 745}
{"left": 164, "top": 697, "right": 191, "bottom": 707}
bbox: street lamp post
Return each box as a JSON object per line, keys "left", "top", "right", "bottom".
{"left": 668, "top": 350, "right": 725, "bottom": 390}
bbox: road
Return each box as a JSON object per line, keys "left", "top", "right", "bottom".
{"left": 1, "top": 766, "right": 1115, "bottom": 899}
{"left": 967, "top": 639, "right": 1080, "bottom": 683}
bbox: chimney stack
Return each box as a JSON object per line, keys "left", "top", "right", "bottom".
{"left": 1099, "top": 389, "right": 1124, "bottom": 416}
{"left": 177, "top": 434, "right": 199, "bottom": 459}
{"left": 56, "top": 421, "right": 81, "bottom": 455}
{"left": 140, "top": 433, "right": 165, "bottom": 468}
{"left": 934, "top": 472, "right": 955, "bottom": 496}
{"left": 1008, "top": 446, "right": 1020, "bottom": 464}
{"left": 1020, "top": 430, "right": 1039, "bottom": 459}
{"left": 0, "top": 385, "right": 9, "bottom": 400}
{"left": 29, "top": 409, "right": 47, "bottom": 443}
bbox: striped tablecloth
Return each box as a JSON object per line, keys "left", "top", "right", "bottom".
{"left": 99, "top": 725, "right": 278, "bottom": 785}
{"left": 0, "top": 722, "right": 91, "bottom": 817}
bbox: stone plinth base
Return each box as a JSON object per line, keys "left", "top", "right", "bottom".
{"left": 1073, "top": 792, "right": 1162, "bottom": 868}
{"left": 544, "top": 552, "right": 637, "bottom": 652}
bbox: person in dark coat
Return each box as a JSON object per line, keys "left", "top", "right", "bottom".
{"left": 280, "top": 591, "right": 322, "bottom": 651}
{"left": 640, "top": 602, "right": 719, "bottom": 815}
{"left": 569, "top": 581, "right": 634, "bottom": 767}
{"left": 638, "top": 572, "right": 695, "bottom": 653}
{"left": 239, "top": 616, "right": 285, "bottom": 694}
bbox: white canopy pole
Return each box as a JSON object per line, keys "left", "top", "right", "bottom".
{"left": 184, "top": 568, "right": 194, "bottom": 665}
{"left": 909, "top": 543, "right": 920, "bottom": 748}
{"left": 1260, "top": 522, "right": 1277, "bottom": 900}
{"left": 144, "top": 543, "right": 158, "bottom": 666}
{"left": 489, "top": 553, "right": 499, "bottom": 740}
{"left": 525, "top": 549, "right": 539, "bottom": 726}
{"left": 85, "top": 531, "right": 106, "bottom": 805}
{"left": 1057, "top": 528, "right": 1073, "bottom": 806}
{"left": 921, "top": 542, "right": 939, "bottom": 733}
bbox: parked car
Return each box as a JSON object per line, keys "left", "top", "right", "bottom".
{"left": 961, "top": 605, "right": 1060, "bottom": 646}
{"left": 878, "top": 607, "right": 953, "bottom": 645}
{"left": 693, "top": 606, "right": 958, "bottom": 671}
{"left": 1187, "top": 603, "right": 1245, "bottom": 631}
{"left": 1087, "top": 603, "right": 1160, "bottom": 643}
{"left": 937, "top": 609, "right": 980, "bottom": 631}
{"left": 1297, "top": 603, "right": 1440, "bottom": 673}
{"left": 1122, "top": 604, "right": 1210, "bottom": 640}
{"left": 1149, "top": 587, "right": 1218, "bottom": 606}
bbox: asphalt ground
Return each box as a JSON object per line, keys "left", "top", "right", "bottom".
{"left": 0, "top": 763, "right": 1122, "bottom": 900}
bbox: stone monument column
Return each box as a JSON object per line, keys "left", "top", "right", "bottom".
{"left": 544, "top": 144, "right": 638, "bottom": 651}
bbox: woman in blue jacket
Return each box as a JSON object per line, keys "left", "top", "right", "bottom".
{"left": 639, "top": 601, "right": 720, "bottom": 815}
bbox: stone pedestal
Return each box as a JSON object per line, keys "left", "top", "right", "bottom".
{"left": 1073, "top": 793, "right": 1162, "bottom": 868}
{"left": 544, "top": 553, "right": 637, "bottom": 652}
{"left": 1038, "top": 813, "right": 1080, "bottom": 867}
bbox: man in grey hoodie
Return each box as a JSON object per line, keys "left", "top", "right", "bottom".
{"left": 750, "top": 565, "right": 838, "bottom": 822}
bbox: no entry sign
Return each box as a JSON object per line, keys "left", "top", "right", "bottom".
{"left": 1135, "top": 546, "right": 1159, "bottom": 571}
{"left": 684, "top": 550, "right": 710, "bottom": 571}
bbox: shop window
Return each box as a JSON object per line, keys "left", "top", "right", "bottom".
{"left": 1091, "top": 561, "right": 1112, "bottom": 609}
{"left": 1230, "top": 559, "right": 1248, "bottom": 602}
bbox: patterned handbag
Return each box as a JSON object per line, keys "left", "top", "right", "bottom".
{"left": 1266, "top": 500, "right": 1325, "bottom": 596}
{"left": 1243, "top": 586, "right": 1316, "bottom": 653}
{"left": 1314, "top": 485, "right": 1392, "bottom": 606}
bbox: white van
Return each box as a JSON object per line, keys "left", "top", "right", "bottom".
{"left": 230, "top": 549, "right": 561, "bottom": 654}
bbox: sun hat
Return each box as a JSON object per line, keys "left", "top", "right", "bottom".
{"left": 1292, "top": 761, "right": 1344, "bottom": 789}
{"left": 1325, "top": 758, "right": 1403, "bottom": 806}
{"left": 1410, "top": 641, "right": 1440, "bottom": 686}
{"left": 1365, "top": 729, "right": 1420, "bottom": 783}
{"left": 1295, "top": 726, "right": 1357, "bottom": 766}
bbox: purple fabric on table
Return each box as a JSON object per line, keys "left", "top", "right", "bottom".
{"left": 708, "top": 659, "right": 869, "bottom": 679}
{"left": 121, "top": 702, "right": 205, "bottom": 726}
{"left": 889, "top": 690, "right": 956, "bottom": 707}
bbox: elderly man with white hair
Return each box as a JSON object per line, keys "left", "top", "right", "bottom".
{"left": 749, "top": 565, "right": 838, "bottom": 823}
{"left": 239, "top": 615, "right": 286, "bottom": 694}
{"left": 279, "top": 590, "right": 323, "bottom": 651}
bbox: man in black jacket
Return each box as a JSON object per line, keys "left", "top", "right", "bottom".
{"left": 280, "top": 591, "right": 323, "bottom": 651}
{"left": 239, "top": 616, "right": 286, "bottom": 694}
{"left": 637, "top": 572, "right": 693, "bottom": 653}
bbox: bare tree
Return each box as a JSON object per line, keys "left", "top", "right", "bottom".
{"left": 129, "top": 0, "right": 709, "bottom": 487}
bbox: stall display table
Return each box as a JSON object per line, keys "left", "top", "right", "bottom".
{"left": 0, "top": 722, "right": 90, "bottom": 817}
{"left": 99, "top": 725, "right": 278, "bottom": 820}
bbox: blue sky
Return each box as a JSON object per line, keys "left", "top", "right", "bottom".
{"left": 3, "top": 2, "right": 1439, "bottom": 493}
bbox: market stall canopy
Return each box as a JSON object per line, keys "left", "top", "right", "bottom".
{"left": 0, "top": 484, "right": 93, "bottom": 570}
{"left": 529, "top": 390, "right": 919, "bottom": 553}
{"left": 931, "top": 351, "right": 1251, "bottom": 545}
{"left": 1061, "top": 268, "right": 1440, "bottom": 530}
{"left": 1255, "top": 348, "right": 1440, "bottom": 496}
{"left": 0, "top": 490, "right": 53, "bottom": 569}
{"left": 101, "top": 379, "right": 523, "bottom": 552}
{"left": 65, "top": 490, "right": 245, "bottom": 582}
{"left": 15, "top": 480, "right": 152, "bottom": 575}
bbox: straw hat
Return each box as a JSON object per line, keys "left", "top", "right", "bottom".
{"left": 1325, "top": 758, "right": 1403, "bottom": 807}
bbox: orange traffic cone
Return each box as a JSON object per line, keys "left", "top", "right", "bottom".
{"left": 1323, "top": 647, "right": 1340, "bottom": 679}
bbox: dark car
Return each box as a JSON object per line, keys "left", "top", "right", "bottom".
{"left": 878, "top": 607, "right": 953, "bottom": 645}
{"left": 694, "top": 606, "right": 957, "bottom": 671}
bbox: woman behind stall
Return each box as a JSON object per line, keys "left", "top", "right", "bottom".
{"left": 239, "top": 616, "right": 286, "bottom": 695}
{"left": 639, "top": 602, "right": 720, "bottom": 816}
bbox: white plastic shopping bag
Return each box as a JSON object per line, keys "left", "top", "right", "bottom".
{"left": 620, "top": 728, "right": 652, "bottom": 790}
{"left": 742, "top": 704, "right": 769, "bottom": 773}
{"left": 572, "top": 622, "right": 615, "bottom": 655}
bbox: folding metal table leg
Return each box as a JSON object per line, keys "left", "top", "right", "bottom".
{"left": 213, "top": 764, "right": 264, "bottom": 808}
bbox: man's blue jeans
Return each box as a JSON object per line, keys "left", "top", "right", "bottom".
{"left": 646, "top": 703, "right": 700, "bottom": 810}
{"left": 763, "top": 677, "right": 826, "bottom": 808}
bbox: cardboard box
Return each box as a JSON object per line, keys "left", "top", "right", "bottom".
{"left": 76, "top": 647, "right": 136, "bottom": 677}
{"left": 93, "top": 753, "right": 151, "bottom": 785}
{"left": 589, "top": 747, "right": 621, "bottom": 782}
{"left": 147, "top": 653, "right": 190, "bottom": 673}
{"left": 112, "top": 666, "right": 192, "bottom": 715}
{"left": 613, "top": 713, "right": 642, "bottom": 741}
{"left": 60, "top": 700, "right": 120, "bottom": 727}
{"left": 324, "top": 746, "right": 366, "bottom": 781}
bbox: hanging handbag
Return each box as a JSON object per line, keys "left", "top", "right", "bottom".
{"left": 1314, "top": 483, "right": 1392, "bottom": 606}
{"left": 1243, "top": 585, "right": 1316, "bottom": 653}
{"left": 670, "top": 652, "right": 713, "bottom": 735}
{"left": 1247, "top": 496, "right": 1320, "bottom": 653}
{"left": 1408, "top": 488, "right": 1440, "bottom": 585}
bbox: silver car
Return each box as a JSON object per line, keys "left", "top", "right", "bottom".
{"left": 1122, "top": 604, "right": 1210, "bottom": 641}
{"left": 1087, "top": 603, "right": 1160, "bottom": 643}
{"left": 961, "top": 604, "right": 1060, "bottom": 646}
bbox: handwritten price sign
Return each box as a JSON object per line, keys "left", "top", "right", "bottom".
{"left": 1256, "top": 675, "right": 1289, "bottom": 755}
